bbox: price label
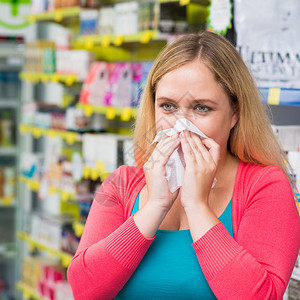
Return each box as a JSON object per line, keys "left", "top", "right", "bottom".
{"left": 84, "top": 105, "right": 93, "bottom": 117}
{"left": 54, "top": 11, "right": 63, "bottom": 22}
{"left": 268, "top": 88, "right": 281, "bottom": 105}
{"left": 66, "top": 133, "right": 76, "bottom": 145}
{"left": 106, "top": 107, "right": 116, "bottom": 119}
{"left": 180, "top": 0, "right": 190, "bottom": 5}
{"left": 52, "top": 74, "right": 59, "bottom": 82}
{"left": 65, "top": 75, "right": 76, "bottom": 86}
{"left": 85, "top": 37, "right": 94, "bottom": 50}
{"left": 91, "top": 169, "right": 99, "bottom": 181}
{"left": 61, "top": 192, "right": 69, "bottom": 202}
{"left": 114, "top": 35, "right": 124, "bottom": 46}
{"left": 61, "top": 254, "right": 72, "bottom": 267}
{"left": 141, "top": 30, "right": 152, "bottom": 44}
{"left": 101, "top": 35, "right": 111, "bottom": 47}
{"left": 33, "top": 128, "right": 41, "bottom": 138}
{"left": 121, "top": 108, "right": 132, "bottom": 121}
{"left": 83, "top": 167, "right": 90, "bottom": 179}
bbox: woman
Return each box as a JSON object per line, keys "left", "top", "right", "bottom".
{"left": 67, "top": 32, "right": 300, "bottom": 299}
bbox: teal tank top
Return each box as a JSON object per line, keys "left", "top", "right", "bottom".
{"left": 116, "top": 193, "right": 233, "bottom": 299}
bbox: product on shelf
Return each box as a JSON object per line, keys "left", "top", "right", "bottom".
{"left": 30, "top": 212, "right": 76, "bottom": 252}
{"left": 132, "top": 62, "right": 153, "bottom": 107}
{"left": 114, "top": 2, "right": 140, "bottom": 36}
{"left": 24, "top": 41, "right": 56, "bottom": 73}
{"left": 80, "top": 61, "right": 109, "bottom": 106}
{"left": 30, "top": 0, "right": 98, "bottom": 13}
{"left": 0, "top": 71, "right": 20, "bottom": 99}
{"left": 95, "top": 1, "right": 208, "bottom": 37}
{"left": 0, "top": 167, "right": 16, "bottom": 201}
{"left": 82, "top": 133, "right": 135, "bottom": 172}
{"left": 0, "top": 110, "right": 14, "bottom": 147}
{"left": 20, "top": 152, "right": 44, "bottom": 179}
{"left": 105, "top": 63, "right": 133, "bottom": 107}
{"left": 56, "top": 50, "right": 94, "bottom": 80}
{"left": 21, "top": 256, "right": 74, "bottom": 300}
{"left": 80, "top": 9, "right": 99, "bottom": 35}
{"left": 0, "top": 277, "right": 12, "bottom": 300}
{"left": 80, "top": 61, "right": 154, "bottom": 108}
{"left": 24, "top": 41, "right": 94, "bottom": 80}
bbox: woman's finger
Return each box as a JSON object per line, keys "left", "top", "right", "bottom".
{"left": 184, "top": 130, "right": 207, "bottom": 164}
{"left": 180, "top": 131, "right": 196, "bottom": 166}
{"left": 201, "top": 138, "right": 220, "bottom": 165}
{"left": 188, "top": 132, "right": 212, "bottom": 163}
{"left": 147, "top": 133, "right": 180, "bottom": 169}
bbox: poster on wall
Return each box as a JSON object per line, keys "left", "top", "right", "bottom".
{"left": 234, "top": 0, "right": 300, "bottom": 89}
{"left": 0, "top": 0, "right": 35, "bottom": 40}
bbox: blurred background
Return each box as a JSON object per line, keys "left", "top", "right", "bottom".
{"left": 0, "top": 0, "right": 299, "bottom": 299}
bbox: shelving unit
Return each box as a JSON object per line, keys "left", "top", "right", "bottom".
{"left": 0, "top": 37, "right": 23, "bottom": 299}
{"left": 14, "top": 2, "right": 300, "bottom": 300}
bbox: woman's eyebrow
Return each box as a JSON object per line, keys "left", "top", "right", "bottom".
{"left": 156, "top": 97, "right": 218, "bottom": 105}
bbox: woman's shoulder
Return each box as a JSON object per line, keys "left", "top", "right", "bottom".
{"left": 239, "top": 161, "right": 287, "bottom": 180}
{"left": 99, "top": 165, "right": 145, "bottom": 193}
{"left": 237, "top": 160, "right": 291, "bottom": 192}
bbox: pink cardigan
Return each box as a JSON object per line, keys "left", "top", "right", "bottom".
{"left": 67, "top": 161, "right": 300, "bottom": 299}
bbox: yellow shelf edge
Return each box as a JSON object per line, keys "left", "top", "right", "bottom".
{"left": 17, "top": 232, "right": 73, "bottom": 267}
{"left": 24, "top": 6, "right": 80, "bottom": 22}
{"left": 73, "top": 221, "right": 85, "bottom": 237}
{"left": 19, "top": 175, "right": 76, "bottom": 201}
{"left": 19, "top": 124, "right": 81, "bottom": 144}
{"left": 83, "top": 165, "right": 111, "bottom": 181}
{"left": 77, "top": 103, "right": 138, "bottom": 120}
{"left": 16, "top": 282, "right": 43, "bottom": 300}
{"left": 20, "top": 72, "right": 80, "bottom": 85}
{"left": 74, "top": 30, "right": 160, "bottom": 47}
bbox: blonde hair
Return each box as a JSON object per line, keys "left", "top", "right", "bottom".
{"left": 133, "top": 31, "right": 295, "bottom": 193}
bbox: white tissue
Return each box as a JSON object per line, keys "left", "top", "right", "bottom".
{"left": 151, "top": 118, "right": 208, "bottom": 193}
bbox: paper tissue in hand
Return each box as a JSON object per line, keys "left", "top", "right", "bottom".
{"left": 151, "top": 118, "right": 208, "bottom": 193}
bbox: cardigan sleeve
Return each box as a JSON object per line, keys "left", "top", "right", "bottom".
{"left": 67, "top": 166, "right": 154, "bottom": 300}
{"left": 192, "top": 166, "right": 300, "bottom": 299}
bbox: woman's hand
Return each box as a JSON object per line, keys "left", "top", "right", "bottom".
{"left": 180, "top": 130, "right": 220, "bottom": 210}
{"left": 143, "top": 133, "right": 181, "bottom": 212}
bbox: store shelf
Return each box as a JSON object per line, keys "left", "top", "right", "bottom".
{"left": 77, "top": 102, "right": 138, "bottom": 120}
{"left": 0, "top": 99, "right": 19, "bottom": 108}
{"left": 0, "top": 195, "right": 15, "bottom": 207}
{"left": 16, "top": 282, "right": 43, "bottom": 300}
{"left": 73, "top": 221, "right": 85, "bottom": 238}
{"left": 74, "top": 30, "right": 160, "bottom": 49}
{"left": 259, "top": 88, "right": 300, "bottom": 106}
{"left": 0, "top": 147, "right": 18, "bottom": 156}
{"left": 158, "top": 0, "right": 209, "bottom": 5}
{"left": 19, "top": 124, "right": 82, "bottom": 145}
{"left": 0, "top": 44, "right": 24, "bottom": 58}
{"left": 24, "top": 6, "right": 80, "bottom": 23}
{"left": 17, "top": 232, "right": 73, "bottom": 268}
{"left": 19, "top": 176, "right": 76, "bottom": 202}
{"left": 83, "top": 164, "right": 110, "bottom": 181}
{"left": 0, "top": 244, "right": 16, "bottom": 259}
{"left": 19, "top": 72, "right": 80, "bottom": 85}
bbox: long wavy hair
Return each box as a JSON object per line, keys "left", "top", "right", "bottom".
{"left": 133, "top": 31, "right": 295, "bottom": 195}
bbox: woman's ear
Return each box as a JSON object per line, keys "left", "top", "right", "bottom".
{"left": 230, "top": 106, "right": 240, "bottom": 129}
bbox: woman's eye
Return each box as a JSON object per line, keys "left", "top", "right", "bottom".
{"left": 195, "top": 105, "right": 210, "bottom": 112}
{"left": 161, "top": 103, "right": 176, "bottom": 111}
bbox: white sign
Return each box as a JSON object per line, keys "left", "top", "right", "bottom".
{"left": 235, "top": 0, "right": 300, "bottom": 88}
{"left": 208, "top": 0, "right": 232, "bottom": 34}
